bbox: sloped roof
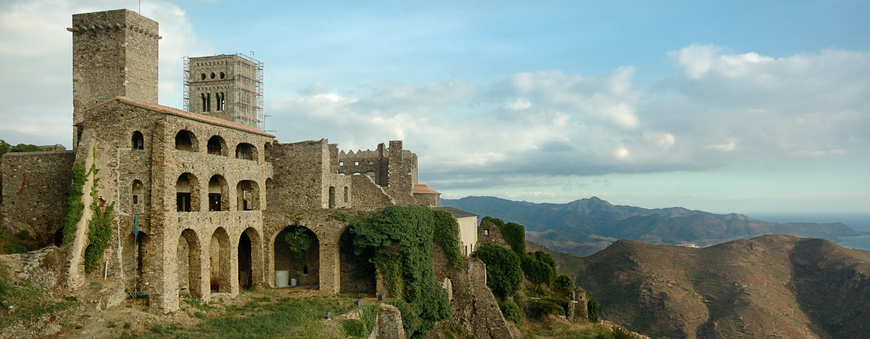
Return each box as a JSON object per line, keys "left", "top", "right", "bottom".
{"left": 412, "top": 184, "right": 440, "bottom": 195}
{"left": 86, "top": 97, "right": 274, "bottom": 137}
{"left": 432, "top": 206, "right": 477, "bottom": 218}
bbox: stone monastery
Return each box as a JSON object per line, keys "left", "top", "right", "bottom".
{"left": 0, "top": 9, "right": 487, "bottom": 313}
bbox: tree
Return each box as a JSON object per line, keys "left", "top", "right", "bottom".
{"left": 473, "top": 244, "right": 522, "bottom": 298}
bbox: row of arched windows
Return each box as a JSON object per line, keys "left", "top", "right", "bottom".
{"left": 131, "top": 130, "right": 258, "bottom": 161}
{"left": 175, "top": 173, "right": 260, "bottom": 212}
{"left": 201, "top": 92, "right": 226, "bottom": 112}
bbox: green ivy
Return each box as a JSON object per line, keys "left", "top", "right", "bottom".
{"left": 62, "top": 162, "right": 87, "bottom": 245}
{"left": 472, "top": 244, "right": 522, "bottom": 298}
{"left": 522, "top": 251, "right": 556, "bottom": 287}
{"left": 432, "top": 210, "right": 465, "bottom": 269}
{"left": 587, "top": 293, "right": 600, "bottom": 323}
{"left": 500, "top": 222, "right": 526, "bottom": 255}
{"left": 284, "top": 226, "right": 312, "bottom": 266}
{"left": 349, "top": 205, "right": 453, "bottom": 339}
{"left": 83, "top": 154, "right": 114, "bottom": 273}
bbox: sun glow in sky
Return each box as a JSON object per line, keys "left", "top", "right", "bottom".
{"left": 1, "top": 0, "right": 868, "bottom": 215}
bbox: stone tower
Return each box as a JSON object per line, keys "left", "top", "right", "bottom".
{"left": 185, "top": 54, "right": 264, "bottom": 130}
{"left": 70, "top": 9, "right": 160, "bottom": 148}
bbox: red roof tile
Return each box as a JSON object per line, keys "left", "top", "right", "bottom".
{"left": 413, "top": 184, "right": 440, "bottom": 195}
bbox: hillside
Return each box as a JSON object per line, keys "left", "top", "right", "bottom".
{"left": 542, "top": 234, "right": 870, "bottom": 339}
{"left": 443, "top": 196, "right": 860, "bottom": 256}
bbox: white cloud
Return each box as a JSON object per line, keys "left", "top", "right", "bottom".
{"left": 705, "top": 139, "right": 737, "bottom": 152}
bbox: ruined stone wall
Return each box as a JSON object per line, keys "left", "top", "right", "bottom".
{"left": 338, "top": 144, "right": 388, "bottom": 185}
{"left": 435, "top": 255, "right": 516, "bottom": 339}
{"left": 351, "top": 175, "right": 395, "bottom": 211}
{"left": 478, "top": 219, "right": 511, "bottom": 249}
{"left": 0, "top": 151, "right": 76, "bottom": 242}
{"left": 413, "top": 192, "right": 440, "bottom": 207}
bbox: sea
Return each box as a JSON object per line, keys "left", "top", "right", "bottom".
{"left": 748, "top": 213, "right": 870, "bottom": 251}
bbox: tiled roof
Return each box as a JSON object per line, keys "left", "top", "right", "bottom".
{"left": 432, "top": 206, "right": 478, "bottom": 218}
{"left": 87, "top": 97, "right": 274, "bottom": 137}
{"left": 412, "top": 184, "right": 440, "bottom": 195}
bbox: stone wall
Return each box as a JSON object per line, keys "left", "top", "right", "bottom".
{"left": 0, "top": 151, "right": 76, "bottom": 244}
{"left": 436, "top": 257, "right": 516, "bottom": 339}
{"left": 478, "top": 219, "right": 511, "bottom": 249}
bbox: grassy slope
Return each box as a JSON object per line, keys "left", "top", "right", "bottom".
{"left": 537, "top": 234, "right": 870, "bottom": 339}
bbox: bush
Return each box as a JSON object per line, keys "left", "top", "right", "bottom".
{"left": 521, "top": 252, "right": 556, "bottom": 287}
{"left": 10, "top": 144, "right": 43, "bottom": 153}
{"left": 472, "top": 244, "right": 522, "bottom": 298}
{"left": 340, "top": 319, "right": 367, "bottom": 337}
{"left": 553, "top": 275, "right": 574, "bottom": 293}
{"left": 500, "top": 222, "right": 526, "bottom": 255}
{"left": 588, "top": 293, "right": 600, "bottom": 323}
{"left": 500, "top": 301, "right": 522, "bottom": 323}
{"left": 525, "top": 299, "right": 564, "bottom": 319}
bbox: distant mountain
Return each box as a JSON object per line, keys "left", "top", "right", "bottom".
{"left": 443, "top": 196, "right": 860, "bottom": 256}
{"left": 540, "top": 235, "right": 870, "bottom": 339}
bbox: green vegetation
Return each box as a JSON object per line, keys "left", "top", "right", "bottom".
{"left": 0, "top": 279, "right": 79, "bottom": 332}
{"left": 346, "top": 205, "right": 455, "bottom": 338}
{"left": 432, "top": 210, "right": 465, "bottom": 269}
{"left": 587, "top": 293, "right": 599, "bottom": 323}
{"left": 83, "top": 153, "right": 115, "bottom": 273}
{"left": 63, "top": 162, "right": 87, "bottom": 245}
{"left": 0, "top": 142, "right": 42, "bottom": 157}
{"left": 522, "top": 251, "right": 557, "bottom": 287}
{"left": 500, "top": 301, "right": 522, "bottom": 323}
{"left": 472, "top": 244, "right": 522, "bottom": 298}
{"left": 554, "top": 274, "right": 574, "bottom": 293}
{"left": 284, "top": 226, "right": 313, "bottom": 266}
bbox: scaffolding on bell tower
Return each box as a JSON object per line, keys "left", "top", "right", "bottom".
{"left": 182, "top": 55, "right": 190, "bottom": 111}
{"left": 184, "top": 53, "right": 264, "bottom": 130}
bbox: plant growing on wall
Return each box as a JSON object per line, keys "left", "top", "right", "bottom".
{"left": 348, "top": 205, "right": 452, "bottom": 339}
{"left": 284, "top": 227, "right": 312, "bottom": 270}
{"left": 83, "top": 152, "right": 114, "bottom": 273}
{"left": 62, "top": 162, "right": 87, "bottom": 245}
{"left": 472, "top": 244, "right": 522, "bottom": 298}
{"left": 432, "top": 210, "right": 465, "bottom": 269}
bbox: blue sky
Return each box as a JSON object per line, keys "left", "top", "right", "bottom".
{"left": 1, "top": 0, "right": 868, "bottom": 216}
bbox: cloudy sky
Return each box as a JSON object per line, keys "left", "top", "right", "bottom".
{"left": 1, "top": 0, "right": 868, "bottom": 216}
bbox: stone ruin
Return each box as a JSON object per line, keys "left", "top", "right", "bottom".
{"left": 0, "top": 10, "right": 517, "bottom": 338}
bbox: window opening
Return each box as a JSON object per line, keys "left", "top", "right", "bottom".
{"left": 131, "top": 131, "right": 144, "bottom": 150}
{"left": 209, "top": 193, "right": 222, "bottom": 211}
{"left": 328, "top": 186, "right": 336, "bottom": 209}
{"left": 343, "top": 187, "right": 349, "bottom": 203}
{"left": 177, "top": 193, "right": 191, "bottom": 212}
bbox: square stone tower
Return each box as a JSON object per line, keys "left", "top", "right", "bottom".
{"left": 70, "top": 9, "right": 160, "bottom": 147}
{"left": 184, "top": 54, "right": 264, "bottom": 130}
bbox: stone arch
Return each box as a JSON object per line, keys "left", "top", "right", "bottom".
{"left": 131, "top": 131, "right": 144, "bottom": 150}
{"left": 338, "top": 225, "right": 375, "bottom": 294}
{"left": 237, "top": 180, "right": 260, "bottom": 211}
{"left": 235, "top": 143, "right": 257, "bottom": 161}
{"left": 208, "top": 175, "right": 229, "bottom": 211}
{"left": 238, "top": 227, "right": 262, "bottom": 290}
{"left": 177, "top": 229, "right": 202, "bottom": 298}
{"left": 176, "top": 173, "right": 200, "bottom": 212}
{"left": 207, "top": 135, "right": 227, "bottom": 156}
{"left": 274, "top": 226, "right": 320, "bottom": 288}
{"left": 209, "top": 227, "right": 231, "bottom": 293}
{"left": 175, "top": 130, "right": 198, "bottom": 152}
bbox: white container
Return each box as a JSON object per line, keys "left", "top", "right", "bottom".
{"left": 275, "top": 270, "right": 290, "bottom": 288}
{"left": 290, "top": 278, "right": 297, "bottom": 287}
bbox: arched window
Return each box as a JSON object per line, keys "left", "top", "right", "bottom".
{"left": 201, "top": 93, "right": 207, "bottom": 112}
{"left": 237, "top": 180, "right": 259, "bottom": 211}
{"left": 131, "top": 131, "right": 144, "bottom": 150}
{"left": 235, "top": 143, "right": 257, "bottom": 161}
{"left": 175, "top": 130, "right": 197, "bottom": 152}
{"left": 218, "top": 92, "right": 226, "bottom": 111}
{"left": 208, "top": 175, "right": 228, "bottom": 211}
{"left": 207, "top": 136, "right": 226, "bottom": 156}
{"left": 206, "top": 93, "right": 212, "bottom": 112}
{"left": 176, "top": 173, "right": 200, "bottom": 212}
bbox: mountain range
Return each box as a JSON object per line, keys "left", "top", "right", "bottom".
{"left": 443, "top": 196, "right": 861, "bottom": 256}
{"left": 532, "top": 234, "right": 870, "bottom": 338}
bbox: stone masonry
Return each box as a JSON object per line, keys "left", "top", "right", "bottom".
{"left": 0, "top": 8, "right": 451, "bottom": 313}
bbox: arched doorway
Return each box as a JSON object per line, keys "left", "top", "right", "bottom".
{"left": 274, "top": 226, "right": 319, "bottom": 288}
{"left": 177, "top": 229, "right": 202, "bottom": 298}
{"left": 209, "top": 228, "right": 231, "bottom": 292}
{"left": 239, "top": 232, "right": 253, "bottom": 289}
{"left": 339, "top": 226, "right": 375, "bottom": 294}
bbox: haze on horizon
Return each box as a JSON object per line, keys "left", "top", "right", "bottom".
{"left": 0, "top": 0, "right": 867, "bottom": 216}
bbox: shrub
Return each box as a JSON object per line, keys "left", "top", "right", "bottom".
{"left": 499, "top": 222, "right": 526, "bottom": 255}
{"left": 521, "top": 252, "right": 556, "bottom": 287}
{"left": 525, "top": 299, "right": 564, "bottom": 319}
{"left": 587, "top": 293, "right": 600, "bottom": 323}
{"left": 340, "top": 319, "right": 367, "bottom": 337}
{"left": 10, "top": 144, "right": 43, "bottom": 153}
{"left": 472, "top": 244, "right": 522, "bottom": 298}
{"left": 500, "top": 301, "right": 522, "bottom": 323}
{"left": 554, "top": 275, "right": 574, "bottom": 293}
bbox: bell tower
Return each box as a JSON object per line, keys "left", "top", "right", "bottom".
{"left": 69, "top": 9, "right": 160, "bottom": 148}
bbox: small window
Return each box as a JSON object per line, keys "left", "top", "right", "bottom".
{"left": 339, "top": 161, "right": 344, "bottom": 166}
{"left": 201, "top": 73, "right": 206, "bottom": 80}
{"left": 175, "top": 130, "right": 197, "bottom": 151}
{"left": 354, "top": 161, "right": 359, "bottom": 166}
{"left": 210, "top": 72, "right": 216, "bottom": 79}
{"left": 220, "top": 72, "right": 225, "bottom": 79}
{"left": 131, "top": 131, "right": 144, "bottom": 150}
{"left": 235, "top": 143, "right": 257, "bottom": 161}
{"left": 484, "top": 229, "right": 489, "bottom": 236}
{"left": 133, "top": 195, "right": 138, "bottom": 205}
{"left": 207, "top": 136, "right": 225, "bottom": 155}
